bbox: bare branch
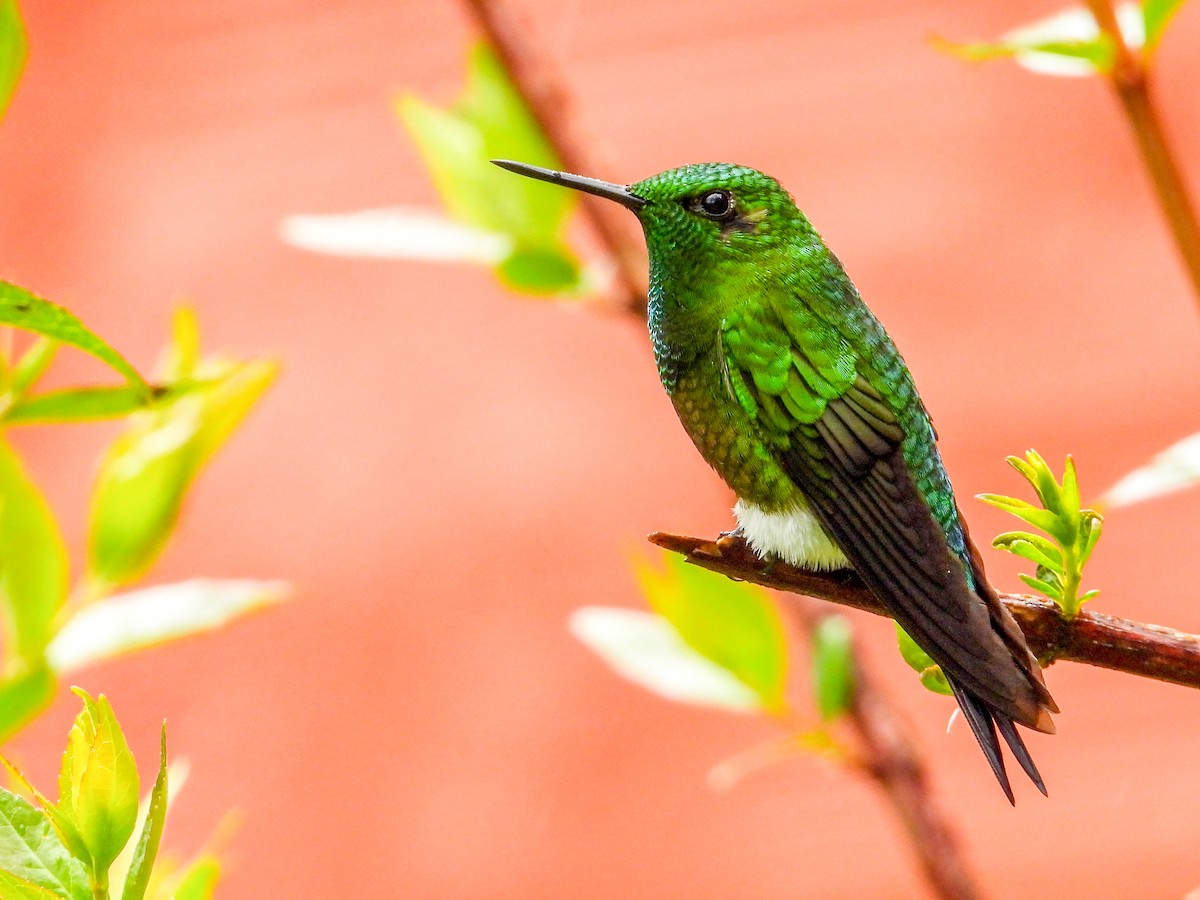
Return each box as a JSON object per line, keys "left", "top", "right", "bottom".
{"left": 651, "top": 531, "right": 1200, "bottom": 689}
{"left": 787, "top": 597, "right": 981, "bottom": 900}
{"left": 1085, "top": 0, "right": 1200, "bottom": 312}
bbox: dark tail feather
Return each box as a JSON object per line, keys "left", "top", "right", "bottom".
{"left": 948, "top": 679, "right": 1047, "bottom": 803}
{"left": 949, "top": 680, "right": 1014, "bottom": 804}
{"left": 995, "top": 714, "right": 1047, "bottom": 796}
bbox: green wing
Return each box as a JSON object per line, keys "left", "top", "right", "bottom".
{"left": 720, "top": 300, "right": 1049, "bottom": 728}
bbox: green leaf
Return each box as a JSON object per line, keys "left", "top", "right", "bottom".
{"left": 11, "top": 339, "right": 59, "bottom": 398}
{"left": 398, "top": 42, "right": 582, "bottom": 294}
{"left": 47, "top": 579, "right": 289, "bottom": 674}
{"left": 0, "top": 870, "right": 70, "bottom": 899}
{"left": 569, "top": 606, "right": 763, "bottom": 712}
{"left": 1144, "top": 0, "right": 1189, "bottom": 52}
{"left": 1079, "top": 512, "right": 1103, "bottom": 564}
{"left": 6, "top": 386, "right": 154, "bottom": 425}
{"left": 895, "top": 625, "right": 954, "bottom": 696}
{"left": 0, "top": 0, "right": 26, "bottom": 119}
{"left": 57, "top": 690, "right": 140, "bottom": 875}
{"left": 991, "top": 531, "right": 1064, "bottom": 573}
{"left": 978, "top": 493, "right": 1071, "bottom": 543}
{"left": 119, "top": 725, "right": 167, "bottom": 900}
{"left": 0, "top": 436, "right": 69, "bottom": 665}
{"left": 87, "top": 358, "right": 278, "bottom": 588}
{"left": 162, "top": 308, "right": 200, "bottom": 383}
{"left": 0, "top": 664, "right": 56, "bottom": 745}
{"left": 165, "top": 855, "right": 219, "bottom": 900}
{"left": 0, "top": 284, "right": 148, "bottom": 393}
{"left": 634, "top": 554, "right": 788, "bottom": 711}
{"left": 0, "top": 789, "right": 90, "bottom": 900}
{"left": 1019, "top": 572, "right": 1063, "bottom": 600}
{"left": 810, "top": 616, "right": 855, "bottom": 721}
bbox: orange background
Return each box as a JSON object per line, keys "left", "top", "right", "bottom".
{"left": 3, "top": 2, "right": 1200, "bottom": 897}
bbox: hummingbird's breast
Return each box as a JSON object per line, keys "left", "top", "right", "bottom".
{"left": 661, "top": 350, "right": 799, "bottom": 512}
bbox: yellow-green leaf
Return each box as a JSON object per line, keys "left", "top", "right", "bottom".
{"left": 810, "top": 616, "right": 855, "bottom": 721}
{"left": 0, "top": 284, "right": 147, "bottom": 393}
{"left": 57, "top": 690, "right": 139, "bottom": 874}
{"left": 0, "top": 437, "right": 69, "bottom": 666}
{"left": 0, "top": 0, "right": 26, "bottom": 119}
{"left": 163, "top": 855, "right": 220, "bottom": 900}
{"left": 569, "top": 607, "right": 763, "bottom": 712}
{"left": 0, "top": 788, "right": 90, "bottom": 900}
{"left": 634, "top": 554, "right": 788, "bottom": 712}
{"left": 87, "top": 359, "right": 278, "bottom": 588}
{"left": 895, "top": 624, "right": 953, "bottom": 696}
{"left": 47, "top": 579, "right": 289, "bottom": 674}
{"left": 398, "top": 42, "right": 582, "bottom": 294}
{"left": 0, "top": 664, "right": 56, "bottom": 745}
{"left": 119, "top": 724, "right": 167, "bottom": 900}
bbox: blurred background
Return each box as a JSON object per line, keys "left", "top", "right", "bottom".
{"left": 2, "top": 0, "right": 1200, "bottom": 896}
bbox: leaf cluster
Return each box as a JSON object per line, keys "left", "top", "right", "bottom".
{"left": 0, "top": 690, "right": 219, "bottom": 900}
{"left": 979, "top": 451, "right": 1102, "bottom": 620}
{"left": 0, "top": 293, "right": 285, "bottom": 743}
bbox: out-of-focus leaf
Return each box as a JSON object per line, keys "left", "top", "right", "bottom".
{"left": 0, "top": 437, "right": 68, "bottom": 666}
{"left": 57, "top": 690, "right": 139, "bottom": 874}
{"left": 0, "top": 283, "right": 148, "bottom": 393}
{"left": 397, "top": 42, "right": 582, "bottom": 294}
{"left": 810, "top": 616, "right": 855, "bottom": 721}
{"left": 162, "top": 308, "right": 200, "bottom": 383}
{"left": 11, "top": 339, "right": 59, "bottom": 398}
{"left": 895, "top": 625, "right": 953, "bottom": 696}
{"left": 1144, "top": 0, "right": 1189, "bottom": 52}
{"left": 569, "top": 607, "right": 763, "bottom": 712}
{"left": 1098, "top": 431, "right": 1200, "bottom": 507}
{"left": 6, "top": 386, "right": 155, "bottom": 425}
{"left": 0, "top": 0, "right": 26, "bottom": 119}
{"left": 47, "top": 579, "right": 289, "bottom": 674}
{"left": 0, "top": 664, "right": 55, "bottom": 744}
{"left": 279, "top": 207, "right": 511, "bottom": 263}
{"left": 937, "top": 3, "right": 1147, "bottom": 77}
{"left": 0, "top": 789, "right": 90, "bottom": 900}
{"left": 87, "top": 358, "right": 278, "bottom": 588}
{"left": 707, "top": 729, "right": 847, "bottom": 792}
{"left": 634, "top": 554, "right": 788, "bottom": 711}
{"left": 118, "top": 725, "right": 167, "bottom": 900}
{"left": 165, "top": 855, "right": 220, "bottom": 900}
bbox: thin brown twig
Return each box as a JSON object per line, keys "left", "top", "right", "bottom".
{"left": 651, "top": 531, "right": 1200, "bottom": 689}
{"left": 460, "top": 0, "right": 649, "bottom": 315}
{"left": 1085, "top": 0, "right": 1200, "bottom": 310}
{"left": 788, "top": 597, "right": 981, "bottom": 900}
{"left": 462, "top": 2, "right": 982, "bottom": 894}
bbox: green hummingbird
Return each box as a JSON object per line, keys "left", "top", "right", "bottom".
{"left": 493, "top": 159, "right": 1058, "bottom": 801}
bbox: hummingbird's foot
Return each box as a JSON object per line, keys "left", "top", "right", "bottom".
{"left": 716, "top": 525, "right": 745, "bottom": 551}
{"left": 756, "top": 551, "right": 782, "bottom": 579}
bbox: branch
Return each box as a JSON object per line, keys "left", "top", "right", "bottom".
{"left": 651, "top": 531, "right": 1200, "bottom": 689}
{"left": 1085, "top": 0, "right": 1200, "bottom": 311}
{"left": 787, "top": 598, "right": 981, "bottom": 900}
{"left": 460, "top": 0, "right": 649, "bottom": 315}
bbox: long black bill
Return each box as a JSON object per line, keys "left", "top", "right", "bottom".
{"left": 491, "top": 159, "right": 647, "bottom": 211}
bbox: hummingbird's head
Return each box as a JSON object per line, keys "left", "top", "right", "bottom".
{"left": 490, "top": 159, "right": 813, "bottom": 264}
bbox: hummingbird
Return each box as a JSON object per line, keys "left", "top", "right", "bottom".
{"left": 492, "top": 159, "right": 1058, "bottom": 801}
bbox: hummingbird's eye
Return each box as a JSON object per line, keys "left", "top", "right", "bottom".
{"left": 695, "top": 189, "right": 736, "bottom": 222}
